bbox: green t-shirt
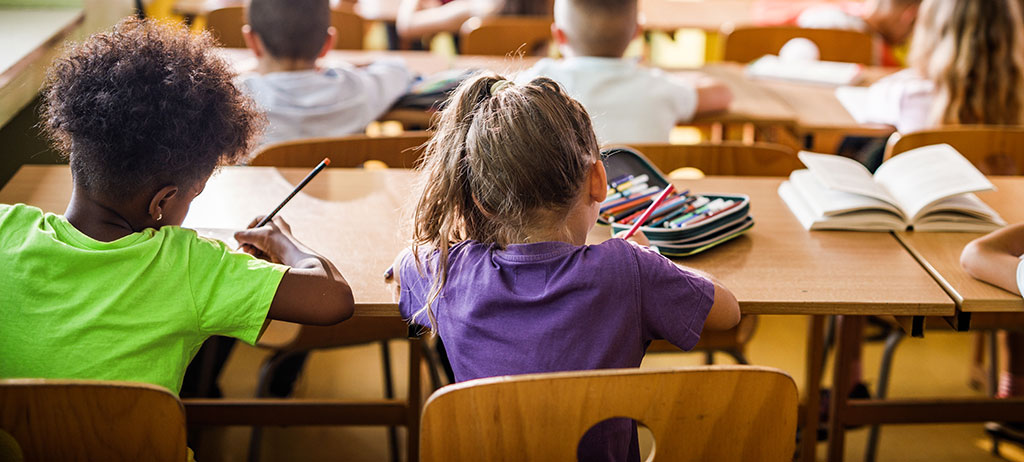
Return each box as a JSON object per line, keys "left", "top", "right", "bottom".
{"left": 0, "top": 204, "right": 287, "bottom": 394}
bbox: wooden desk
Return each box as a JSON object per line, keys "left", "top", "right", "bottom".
{"left": 896, "top": 178, "right": 1024, "bottom": 314}
{"left": 640, "top": 0, "right": 755, "bottom": 33}
{"left": 0, "top": 166, "right": 956, "bottom": 461}
{"left": 821, "top": 179, "right": 1024, "bottom": 461}
{"left": 0, "top": 165, "right": 953, "bottom": 318}
{"left": 0, "top": 7, "right": 84, "bottom": 128}
{"left": 702, "top": 63, "right": 897, "bottom": 150}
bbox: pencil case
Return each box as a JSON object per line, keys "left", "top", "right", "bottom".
{"left": 598, "top": 147, "right": 754, "bottom": 257}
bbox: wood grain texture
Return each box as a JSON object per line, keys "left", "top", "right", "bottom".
{"left": 249, "top": 132, "right": 431, "bottom": 168}
{"left": 886, "top": 126, "right": 1024, "bottom": 175}
{"left": 0, "top": 166, "right": 954, "bottom": 315}
{"left": 0, "top": 379, "right": 186, "bottom": 462}
{"left": 458, "top": 15, "right": 553, "bottom": 56}
{"left": 590, "top": 176, "right": 954, "bottom": 315}
{"left": 690, "top": 64, "right": 798, "bottom": 127}
{"left": 895, "top": 178, "right": 1024, "bottom": 313}
{"left": 419, "top": 366, "right": 798, "bottom": 462}
{"left": 622, "top": 141, "right": 802, "bottom": 176}
{"left": 723, "top": 26, "right": 874, "bottom": 64}
{"left": 204, "top": 5, "right": 366, "bottom": 49}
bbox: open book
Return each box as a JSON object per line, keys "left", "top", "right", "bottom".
{"left": 778, "top": 144, "right": 1006, "bottom": 232}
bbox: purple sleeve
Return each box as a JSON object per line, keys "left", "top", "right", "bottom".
{"left": 629, "top": 242, "right": 715, "bottom": 350}
{"left": 397, "top": 249, "right": 435, "bottom": 327}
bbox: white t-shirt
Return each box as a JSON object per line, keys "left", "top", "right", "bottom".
{"left": 239, "top": 58, "right": 413, "bottom": 146}
{"left": 853, "top": 69, "right": 936, "bottom": 134}
{"left": 796, "top": 5, "right": 868, "bottom": 32}
{"left": 1016, "top": 258, "right": 1024, "bottom": 296}
{"left": 516, "top": 57, "right": 699, "bottom": 145}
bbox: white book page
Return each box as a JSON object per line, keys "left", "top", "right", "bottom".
{"left": 873, "top": 144, "right": 995, "bottom": 221}
{"left": 789, "top": 170, "right": 904, "bottom": 219}
{"left": 778, "top": 180, "right": 905, "bottom": 231}
{"left": 798, "top": 152, "right": 900, "bottom": 205}
{"left": 835, "top": 86, "right": 871, "bottom": 123}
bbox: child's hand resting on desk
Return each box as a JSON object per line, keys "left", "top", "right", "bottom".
{"left": 384, "top": 248, "right": 411, "bottom": 303}
{"left": 614, "top": 229, "right": 650, "bottom": 247}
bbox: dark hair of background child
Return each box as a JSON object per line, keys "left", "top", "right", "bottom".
{"left": 247, "top": 0, "right": 331, "bottom": 61}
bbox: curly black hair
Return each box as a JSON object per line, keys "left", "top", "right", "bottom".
{"left": 41, "top": 17, "right": 265, "bottom": 199}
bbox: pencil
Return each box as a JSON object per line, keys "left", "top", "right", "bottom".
{"left": 256, "top": 157, "right": 331, "bottom": 227}
{"left": 623, "top": 184, "right": 675, "bottom": 239}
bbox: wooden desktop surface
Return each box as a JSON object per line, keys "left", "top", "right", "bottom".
{"left": 0, "top": 8, "right": 84, "bottom": 128}
{"left": 0, "top": 165, "right": 953, "bottom": 317}
{"left": 895, "top": 178, "right": 1024, "bottom": 313}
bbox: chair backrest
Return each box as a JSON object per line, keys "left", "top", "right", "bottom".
{"left": 0, "top": 379, "right": 187, "bottom": 462}
{"left": 885, "top": 126, "right": 1024, "bottom": 175}
{"left": 723, "top": 26, "right": 874, "bottom": 64}
{"left": 420, "top": 366, "right": 798, "bottom": 461}
{"left": 205, "top": 6, "right": 365, "bottom": 49}
{"left": 622, "top": 142, "right": 803, "bottom": 176}
{"left": 249, "top": 132, "right": 432, "bottom": 168}
{"left": 459, "top": 16, "right": 553, "bottom": 56}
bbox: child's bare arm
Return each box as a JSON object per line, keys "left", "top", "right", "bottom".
{"left": 694, "top": 75, "right": 733, "bottom": 115}
{"left": 385, "top": 248, "right": 411, "bottom": 302}
{"left": 679, "top": 267, "right": 740, "bottom": 330}
{"left": 960, "top": 223, "right": 1024, "bottom": 294}
{"left": 235, "top": 216, "right": 354, "bottom": 325}
{"left": 621, "top": 230, "right": 741, "bottom": 330}
{"left": 396, "top": 0, "right": 504, "bottom": 38}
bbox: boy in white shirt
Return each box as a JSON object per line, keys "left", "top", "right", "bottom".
{"left": 516, "top": 0, "right": 732, "bottom": 145}
{"left": 240, "top": 0, "right": 413, "bottom": 146}
{"left": 795, "top": 0, "right": 919, "bottom": 67}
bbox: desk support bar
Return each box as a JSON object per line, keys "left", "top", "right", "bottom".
{"left": 844, "top": 397, "right": 1024, "bottom": 425}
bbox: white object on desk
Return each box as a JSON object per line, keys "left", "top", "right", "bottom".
{"left": 747, "top": 55, "right": 863, "bottom": 86}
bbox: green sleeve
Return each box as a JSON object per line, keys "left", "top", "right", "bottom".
{"left": 187, "top": 232, "right": 287, "bottom": 344}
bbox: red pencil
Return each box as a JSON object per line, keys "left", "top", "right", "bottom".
{"left": 623, "top": 184, "right": 675, "bottom": 239}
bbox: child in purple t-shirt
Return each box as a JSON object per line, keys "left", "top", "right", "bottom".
{"left": 388, "top": 75, "right": 741, "bottom": 462}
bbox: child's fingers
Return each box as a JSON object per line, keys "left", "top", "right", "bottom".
{"left": 614, "top": 230, "right": 651, "bottom": 247}
{"left": 234, "top": 227, "right": 273, "bottom": 253}
{"left": 246, "top": 216, "right": 266, "bottom": 229}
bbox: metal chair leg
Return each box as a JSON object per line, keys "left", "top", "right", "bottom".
{"left": 864, "top": 329, "right": 904, "bottom": 462}
{"left": 380, "top": 341, "right": 400, "bottom": 462}
{"left": 988, "top": 331, "right": 1001, "bottom": 456}
{"left": 726, "top": 350, "right": 750, "bottom": 365}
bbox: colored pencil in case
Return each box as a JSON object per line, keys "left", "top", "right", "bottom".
{"left": 623, "top": 184, "right": 676, "bottom": 239}
{"left": 669, "top": 199, "right": 724, "bottom": 227}
{"left": 683, "top": 200, "right": 740, "bottom": 227}
{"left": 602, "top": 190, "right": 660, "bottom": 215}
{"left": 610, "top": 200, "right": 654, "bottom": 222}
{"left": 621, "top": 194, "right": 691, "bottom": 225}
{"left": 600, "top": 186, "right": 658, "bottom": 210}
{"left": 606, "top": 174, "right": 649, "bottom": 196}
{"left": 651, "top": 196, "right": 708, "bottom": 227}
{"left": 604, "top": 183, "right": 654, "bottom": 203}
{"left": 608, "top": 174, "right": 633, "bottom": 187}
{"left": 256, "top": 157, "right": 331, "bottom": 227}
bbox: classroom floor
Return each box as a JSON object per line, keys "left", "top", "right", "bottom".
{"left": 195, "top": 315, "right": 1024, "bottom": 462}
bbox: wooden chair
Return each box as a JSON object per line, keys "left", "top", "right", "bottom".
{"left": 249, "top": 132, "right": 432, "bottom": 168}
{"left": 205, "top": 6, "right": 365, "bottom": 49}
{"left": 420, "top": 366, "right": 799, "bottom": 461}
{"left": 244, "top": 134, "right": 432, "bottom": 462}
{"left": 885, "top": 126, "right": 1024, "bottom": 175}
{"left": 617, "top": 142, "right": 801, "bottom": 365}
{"left": 623, "top": 141, "right": 803, "bottom": 177}
{"left": 0, "top": 379, "right": 186, "bottom": 462}
{"left": 722, "top": 26, "right": 874, "bottom": 64}
{"left": 458, "top": 16, "right": 553, "bottom": 56}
